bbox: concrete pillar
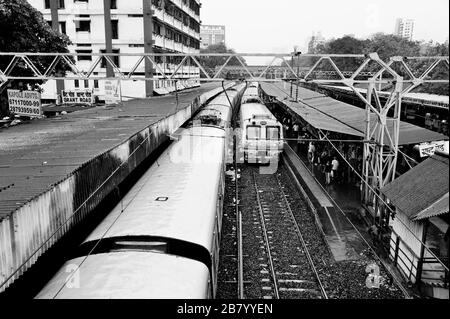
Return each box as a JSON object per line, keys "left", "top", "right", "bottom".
{"left": 50, "top": 0, "right": 64, "bottom": 97}
{"left": 143, "top": 0, "right": 154, "bottom": 97}
{"left": 103, "top": 0, "right": 114, "bottom": 78}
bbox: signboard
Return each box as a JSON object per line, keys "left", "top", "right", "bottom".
{"left": 104, "top": 80, "right": 122, "bottom": 105}
{"left": 7, "top": 89, "right": 42, "bottom": 117}
{"left": 61, "top": 89, "right": 95, "bottom": 105}
{"left": 418, "top": 141, "right": 449, "bottom": 157}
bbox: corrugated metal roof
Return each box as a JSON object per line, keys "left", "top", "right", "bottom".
{"left": 412, "top": 193, "right": 449, "bottom": 221}
{"left": 261, "top": 83, "right": 363, "bottom": 137}
{"left": 381, "top": 154, "right": 449, "bottom": 220}
{"left": 323, "top": 85, "right": 449, "bottom": 107}
{"left": 261, "top": 82, "right": 448, "bottom": 145}
{"left": 284, "top": 100, "right": 364, "bottom": 137}
{"left": 0, "top": 83, "right": 221, "bottom": 219}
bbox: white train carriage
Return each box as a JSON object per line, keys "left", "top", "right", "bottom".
{"left": 239, "top": 102, "right": 284, "bottom": 164}
{"left": 36, "top": 85, "right": 245, "bottom": 299}
{"left": 241, "top": 85, "right": 260, "bottom": 104}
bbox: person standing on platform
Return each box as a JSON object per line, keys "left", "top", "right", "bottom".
{"left": 325, "top": 160, "right": 332, "bottom": 185}
{"left": 320, "top": 149, "right": 328, "bottom": 172}
{"left": 308, "top": 142, "right": 316, "bottom": 164}
{"left": 331, "top": 156, "right": 339, "bottom": 183}
{"left": 293, "top": 122, "right": 299, "bottom": 139}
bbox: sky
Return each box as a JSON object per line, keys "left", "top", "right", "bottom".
{"left": 200, "top": 0, "right": 449, "bottom": 54}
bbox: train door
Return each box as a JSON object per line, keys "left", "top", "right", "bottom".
{"left": 245, "top": 124, "right": 261, "bottom": 162}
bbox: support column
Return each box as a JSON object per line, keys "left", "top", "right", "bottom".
{"left": 50, "top": 0, "right": 64, "bottom": 98}
{"left": 103, "top": 0, "right": 114, "bottom": 78}
{"left": 143, "top": 0, "right": 154, "bottom": 97}
{"left": 362, "top": 82, "right": 374, "bottom": 205}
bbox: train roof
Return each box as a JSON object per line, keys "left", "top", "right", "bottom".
{"left": 241, "top": 95, "right": 263, "bottom": 104}
{"left": 242, "top": 87, "right": 259, "bottom": 97}
{"left": 240, "top": 103, "right": 277, "bottom": 123}
{"left": 194, "top": 104, "right": 232, "bottom": 129}
{"left": 81, "top": 127, "right": 226, "bottom": 253}
{"left": 36, "top": 252, "right": 209, "bottom": 299}
{"left": 207, "top": 86, "right": 243, "bottom": 107}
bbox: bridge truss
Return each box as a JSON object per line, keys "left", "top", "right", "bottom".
{"left": 0, "top": 51, "right": 449, "bottom": 213}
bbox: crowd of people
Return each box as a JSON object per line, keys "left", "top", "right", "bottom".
{"left": 279, "top": 115, "right": 363, "bottom": 187}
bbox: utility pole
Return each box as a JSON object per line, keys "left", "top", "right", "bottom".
{"left": 50, "top": 0, "right": 64, "bottom": 100}
{"left": 294, "top": 47, "right": 301, "bottom": 100}
{"left": 143, "top": 0, "right": 154, "bottom": 97}
{"left": 103, "top": 0, "right": 114, "bottom": 78}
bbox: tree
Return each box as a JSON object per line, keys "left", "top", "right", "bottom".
{"left": 415, "top": 41, "right": 449, "bottom": 95}
{"left": 299, "top": 34, "right": 447, "bottom": 94}
{"left": 198, "top": 43, "right": 246, "bottom": 78}
{"left": 365, "top": 33, "right": 421, "bottom": 61}
{"left": 316, "top": 36, "right": 368, "bottom": 55}
{"left": 0, "top": 0, "right": 72, "bottom": 116}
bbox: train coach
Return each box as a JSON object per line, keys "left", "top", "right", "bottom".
{"left": 239, "top": 85, "right": 284, "bottom": 164}
{"left": 35, "top": 83, "right": 246, "bottom": 299}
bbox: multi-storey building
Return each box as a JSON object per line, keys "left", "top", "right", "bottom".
{"left": 28, "top": 0, "right": 201, "bottom": 100}
{"left": 394, "top": 18, "right": 414, "bottom": 41}
{"left": 200, "top": 25, "right": 225, "bottom": 49}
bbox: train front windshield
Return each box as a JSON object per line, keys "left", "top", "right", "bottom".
{"left": 266, "top": 126, "right": 280, "bottom": 140}
{"left": 246, "top": 126, "right": 261, "bottom": 139}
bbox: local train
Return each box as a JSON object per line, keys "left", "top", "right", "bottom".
{"left": 238, "top": 84, "right": 284, "bottom": 164}
{"left": 36, "top": 83, "right": 246, "bottom": 299}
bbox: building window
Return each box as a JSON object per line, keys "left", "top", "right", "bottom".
{"left": 45, "top": 0, "right": 65, "bottom": 9}
{"left": 74, "top": 80, "right": 79, "bottom": 88}
{"left": 76, "top": 49, "right": 92, "bottom": 61}
{"left": 84, "top": 80, "right": 89, "bottom": 88}
{"left": 110, "top": 0, "right": 117, "bottom": 9}
{"left": 111, "top": 20, "right": 119, "bottom": 39}
{"left": 59, "top": 21, "right": 66, "bottom": 34}
{"left": 94, "top": 80, "right": 99, "bottom": 88}
{"left": 75, "top": 20, "right": 91, "bottom": 32}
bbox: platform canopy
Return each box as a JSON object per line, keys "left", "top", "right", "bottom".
{"left": 261, "top": 82, "right": 449, "bottom": 145}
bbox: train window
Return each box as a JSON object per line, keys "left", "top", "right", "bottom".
{"left": 266, "top": 126, "right": 280, "bottom": 140}
{"left": 114, "top": 240, "right": 168, "bottom": 253}
{"left": 246, "top": 125, "right": 261, "bottom": 140}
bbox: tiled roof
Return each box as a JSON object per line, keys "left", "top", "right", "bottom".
{"left": 381, "top": 154, "right": 449, "bottom": 219}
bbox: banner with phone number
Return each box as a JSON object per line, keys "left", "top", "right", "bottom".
{"left": 7, "top": 89, "right": 42, "bottom": 117}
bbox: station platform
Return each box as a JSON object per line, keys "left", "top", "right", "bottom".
{"left": 282, "top": 143, "right": 367, "bottom": 262}
{"left": 0, "top": 82, "right": 230, "bottom": 291}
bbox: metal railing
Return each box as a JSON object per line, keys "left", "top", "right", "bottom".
{"left": 378, "top": 228, "right": 449, "bottom": 290}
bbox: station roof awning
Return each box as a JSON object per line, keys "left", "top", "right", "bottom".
{"left": 261, "top": 82, "right": 449, "bottom": 145}
{"left": 282, "top": 99, "right": 364, "bottom": 137}
{"left": 380, "top": 154, "right": 449, "bottom": 221}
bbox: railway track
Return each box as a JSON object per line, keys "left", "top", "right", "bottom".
{"left": 238, "top": 165, "right": 328, "bottom": 299}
